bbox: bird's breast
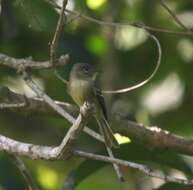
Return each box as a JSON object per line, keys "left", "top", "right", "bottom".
{"left": 69, "top": 79, "right": 94, "bottom": 106}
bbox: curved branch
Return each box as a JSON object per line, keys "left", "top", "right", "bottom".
{"left": 102, "top": 33, "right": 161, "bottom": 94}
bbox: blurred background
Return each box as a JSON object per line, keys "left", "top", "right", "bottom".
{"left": 0, "top": 0, "right": 193, "bottom": 189}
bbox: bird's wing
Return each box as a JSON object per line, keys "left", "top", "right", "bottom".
{"left": 93, "top": 80, "right": 108, "bottom": 121}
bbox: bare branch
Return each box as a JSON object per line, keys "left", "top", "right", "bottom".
{"left": 66, "top": 9, "right": 193, "bottom": 36}
{"left": 0, "top": 102, "right": 26, "bottom": 109}
{"left": 102, "top": 33, "right": 161, "bottom": 94}
{"left": 73, "top": 150, "right": 193, "bottom": 186}
{"left": 0, "top": 86, "right": 77, "bottom": 115}
{"left": 2, "top": 87, "right": 193, "bottom": 158}
{"left": 0, "top": 133, "right": 193, "bottom": 185}
{"left": 0, "top": 101, "right": 92, "bottom": 160}
{"left": 0, "top": 53, "right": 69, "bottom": 70}
{"left": 0, "top": 134, "right": 57, "bottom": 159}
{"left": 43, "top": 0, "right": 193, "bottom": 36}
{"left": 0, "top": 86, "right": 103, "bottom": 143}
{"left": 22, "top": 71, "right": 74, "bottom": 122}
{"left": 50, "top": 0, "right": 68, "bottom": 65}
{"left": 1, "top": 0, "right": 192, "bottom": 186}
{"left": 113, "top": 119, "right": 193, "bottom": 157}
{"left": 159, "top": 0, "right": 190, "bottom": 31}
{"left": 106, "top": 146, "right": 125, "bottom": 182}
{"left": 55, "top": 103, "right": 91, "bottom": 159}
{"left": 8, "top": 154, "right": 39, "bottom": 190}
{"left": 22, "top": 70, "right": 123, "bottom": 180}
{"left": 21, "top": 72, "right": 103, "bottom": 143}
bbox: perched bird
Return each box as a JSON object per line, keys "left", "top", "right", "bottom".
{"left": 68, "top": 63, "right": 119, "bottom": 148}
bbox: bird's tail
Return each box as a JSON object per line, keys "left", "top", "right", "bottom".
{"left": 95, "top": 116, "right": 119, "bottom": 148}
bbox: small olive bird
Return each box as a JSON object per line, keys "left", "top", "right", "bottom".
{"left": 68, "top": 63, "right": 119, "bottom": 148}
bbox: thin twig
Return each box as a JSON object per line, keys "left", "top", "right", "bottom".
{"left": 102, "top": 33, "right": 161, "bottom": 94}
{"left": 159, "top": 0, "right": 189, "bottom": 31}
{"left": 43, "top": 0, "right": 193, "bottom": 36}
{"left": 0, "top": 102, "right": 26, "bottom": 109}
{"left": 54, "top": 69, "right": 68, "bottom": 85}
{"left": 65, "top": 9, "right": 193, "bottom": 36}
{"left": 8, "top": 154, "right": 39, "bottom": 190}
{"left": 50, "top": 0, "right": 68, "bottom": 65}
{"left": 73, "top": 150, "right": 193, "bottom": 185}
{"left": 106, "top": 146, "right": 125, "bottom": 182}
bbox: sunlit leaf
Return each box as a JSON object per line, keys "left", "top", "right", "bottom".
{"left": 36, "top": 165, "right": 59, "bottom": 190}
{"left": 86, "top": 0, "right": 106, "bottom": 10}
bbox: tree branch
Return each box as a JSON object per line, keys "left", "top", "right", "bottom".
{"left": 21, "top": 71, "right": 105, "bottom": 158}
{"left": 159, "top": 0, "right": 190, "bottom": 31}
{"left": 73, "top": 150, "right": 193, "bottom": 185}
{"left": 0, "top": 86, "right": 77, "bottom": 115}
{"left": 21, "top": 72, "right": 104, "bottom": 143}
{"left": 44, "top": 0, "right": 193, "bottom": 36}
{"left": 0, "top": 102, "right": 92, "bottom": 160}
{"left": 106, "top": 145, "right": 125, "bottom": 182}
{"left": 1, "top": 86, "right": 193, "bottom": 157}
{"left": 22, "top": 70, "right": 123, "bottom": 181}
{"left": 0, "top": 133, "right": 192, "bottom": 185}
{"left": 55, "top": 103, "right": 91, "bottom": 159}
{"left": 43, "top": 0, "right": 193, "bottom": 36}
{"left": 50, "top": 0, "right": 68, "bottom": 65}
{"left": 8, "top": 154, "right": 39, "bottom": 190}
{"left": 0, "top": 53, "right": 69, "bottom": 70}
{"left": 1, "top": 0, "right": 192, "bottom": 186}
{"left": 102, "top": 33, "right": 161, "bottom": 94}
{"left": 113, "top": 119, "right": 193, "bottom": 157}
{"left": 1, "top": 68, "right": 193, "bottom": 185}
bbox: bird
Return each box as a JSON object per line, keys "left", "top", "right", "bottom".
{"left": 68, "top": 63, "right": 119, "bottom": 148}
